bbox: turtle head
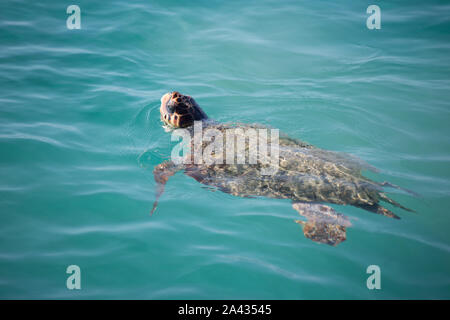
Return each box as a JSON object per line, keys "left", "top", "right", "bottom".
{"left": 160, "top": 91, "right": 208, "bottom": 128}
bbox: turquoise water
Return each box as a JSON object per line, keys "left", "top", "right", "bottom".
{"left": 1, "top": 0, "right": 450, "bottom": 299}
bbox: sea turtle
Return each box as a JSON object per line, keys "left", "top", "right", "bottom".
{"left": 151, "top": 91, "right": 415, "bottom": 246}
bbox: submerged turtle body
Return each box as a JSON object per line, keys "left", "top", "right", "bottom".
{"left": 152, "top": 91, "right": 415, "bottom": 246}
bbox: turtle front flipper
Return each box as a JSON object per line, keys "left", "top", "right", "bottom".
{"left": 292, "top": 202, "right": 352, "bottom": 246}
{"left": 151, "top": 161, "right": 182, "bottom": 215}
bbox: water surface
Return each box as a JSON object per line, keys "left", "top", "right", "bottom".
{"left": 0, "top": 0, "right": 449, "bottom": 299}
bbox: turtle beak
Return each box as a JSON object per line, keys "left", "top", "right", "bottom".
{"left": 160, "top": 93, "right": 172, "bottom": 125}
{"left": 160, "top": 92, "right": 171, "bottom": 109}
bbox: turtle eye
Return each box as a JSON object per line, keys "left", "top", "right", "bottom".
{"left": 167, "top": 103, "right": 175, "bottom": 113}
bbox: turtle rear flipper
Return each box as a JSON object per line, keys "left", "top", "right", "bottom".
{"left": 358, "top": 202, "right": 401, "bottom": 219}
{"left": 292, "top": 202, "right": 351, "bottom": 246}
{"left": 379, "top": 193, "right": 415, "bottom": 213}
{"left": 380, "top": 181, "right": 420, "bottom": 198}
